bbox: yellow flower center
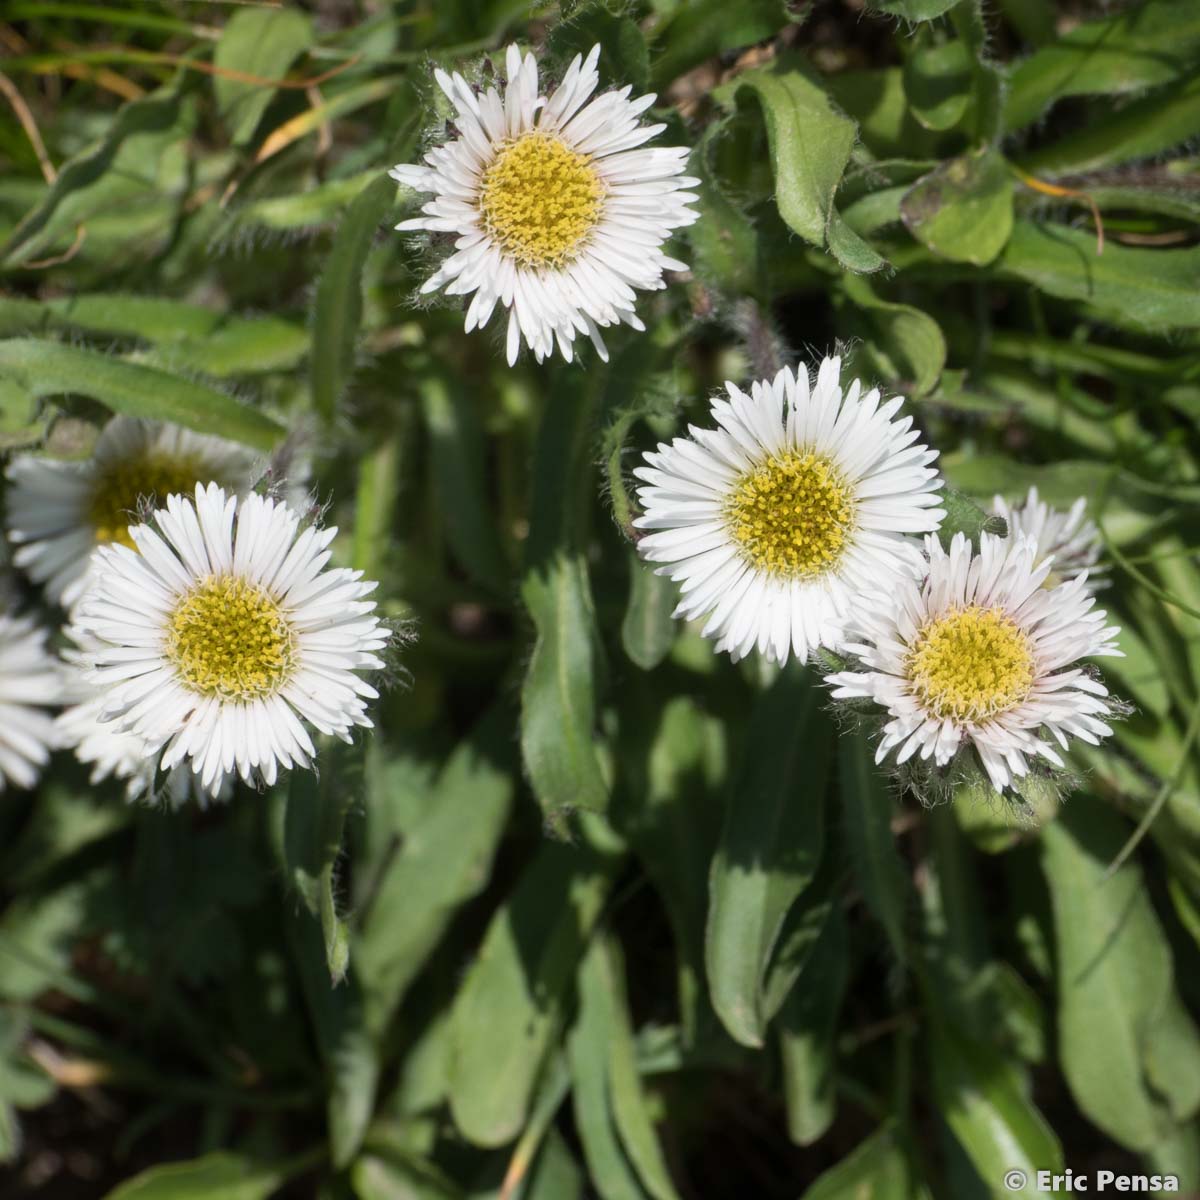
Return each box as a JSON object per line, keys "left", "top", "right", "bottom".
{"left": 478, "top": 131, "right": 604, "bottom": 269}
{"left": 166, "top": 575, "right": 296, "bottom": 701}
{"left": 907, "top": 605, "right": 1035, "bottom": 722}
{"left": 724, "top": 450, "right": 856, "bottom": 578}
{"left": 88, "top": 452, "right": 207, "bottom": 548}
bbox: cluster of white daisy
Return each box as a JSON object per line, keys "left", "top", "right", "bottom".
{"left": 633, "top": 357, "right": 1122, "bottom": 799}
{"left": 1, "top": 417, "right": 388, "bottom": 802}
{"left": 0, "top": 42, "right": 1124, "bottom": 812}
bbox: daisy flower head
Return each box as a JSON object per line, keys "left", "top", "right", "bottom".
{"left": 75, "top": 483, "right": 388, "bottom": 799}
{"left": 6, "top": 417, "right": 259, "bottom": 610}
{"left": 826, "top": 531, "right": 1122, "bottom": 797}
{"left": 0, "top": 610, "right": 61, "bottom": 792}
{"left": 633, "top": 357, "right": 946, "bottom": 664}
{"left": 390, "top": 43, "right": 699, "bottom": 365}
{"left": 991, "top": 485, "right": 1105, "bottom": 593}
{"left": 56, "top": 623, "right": 215, "bottom": 806}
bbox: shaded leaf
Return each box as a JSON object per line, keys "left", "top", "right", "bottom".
{"left": 901, "top": 149, "right": 1014, "bottom": 265}
{"left": 1004, "top": 0, "right": 1200, "bottom": 131}
{"left": 213, "top": 7, "right": 313, "bottom": 145}
{"left": 357, "top": 708, "right": 515, "bottom": 1035}
{"left": 1040, "top": 805, "right": 1183, "bottom": 1150}
{"left": 714, "top": 60, "right": 884, "bottom": 273}
{"left": 103, "top": 1151, "right": 294, "bottom": 1200}
{"left": 839, "top": 732, "right": 911, "bottom": 967}
{"left": 929, "top": 1019, "right": 1063, "bottom": 1195}
{"left": 998, "top": 221, "right": 1200, "bottom": 332}
{"left": 448, "top": 817, "right": 624, "bottom": 1147}
{"left": 0, "top": 340, "right": 282, "bottom": 450}
{"left": 706, "top": 666, "right": 832, "bottom": 1048}
{"left": 779, "top": 906, "right": 848, "bottom": 1146}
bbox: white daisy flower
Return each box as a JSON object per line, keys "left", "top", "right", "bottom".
{"left": 0, "top": 610, "right": 61, "bottom": 792}
{"left": 5, "top": 416, "right": 259, "bottom": 610}
{"left": 826, "top": 531, "right": 1122, "bottom": 795}
{"left": 633, "top": 357, "right": 946, "bottom": 664}
{"left": 390, "top": 43, "right": 699, "bottom": 365}
{"left": 75, "top": 483, "right": 388, "bottom": 798}
{"left": 56, "top": 624, "right": 175, "bottom": 804}
{"left": 991, "top": 486, "right": 1105, "bottom": 593}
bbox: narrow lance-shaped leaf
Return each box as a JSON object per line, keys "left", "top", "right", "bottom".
{"left": 998, "top": 220, "right": 1200, "bottom": 333}
{"left": 569, "top": 939, "right": 651, "bottom": 1200}
{"left": 594, "top": 937, "right": 683, "bottom": 1200}
{"left": 706, "top": 665, "right": 833, "bottom": 1048}
{"left": 2, "top": 83, "right": 185, "bottom": 268}
{"left": 1040, "top": 804, "right": 1182, "bottom": 1151}
{"left": 448, "top": 815, "right": 625, "bottom": 1148}
{"left": 285, "top": 907, "right": 377, "bottom": 1172}
{"left": 102, "top": 1151, "right": 310, "bottom": 1200}
{"left": 520, "top": 374, "right": 610, "bottom": 823}
{"left": 928, "top": 1016, "right": 1063, "bottom": 1196}
{"left": 356, "top": 707, "right": 515, "bottom": 1036}
{"left": 778, "top": 905, "right": 849, "bottom": 1146}
{"left": 801, "top": 1125, "right": 928, "bottom": 1199}
{"left": 621, "top": 549, "right": 677, "bottom": 671}
{"left": 839, "top": 730, "right": 912, "bottom": 967}
{"left": 212, "top": 6, "right": 313, "bottom": 145}
{"left": 1004, "top": 0, "right": 1200, "bottom": 131}
{"left": 421, "top": 373, "right": 510, "bottom": 594}
{"left": 0, "top": 340, "right": 282, "bottom": 451}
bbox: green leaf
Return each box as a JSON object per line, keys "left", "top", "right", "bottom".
{"left": 688, "top": 127, "right": 761, "bottom": 296}
{"left": 903, "top": 38, "right": 973, "bottom": 131}
{"left": 271, "top": 744, "right": 363, "bottom": 985}
{"left": 350, "top": 1152, "right": 463, "bottom": 1200}
{"left": 801, "top": 1126, "right": 926, "bottom": 1199}
{"left": 548, "top": 5, "right": 650, "bottom": 92}
{"left": 568, "top": 948, "right": 649, "bottom": 1200}
{"left": 997, "top": 221, "right": 1200, "bottom": 332}
{"left": 421, "top": 374, "right": 510, "bottom": 594}
{"left": 937, "top": 486, "right": 1007, "bottom": 548}
{"left": 1004, "top": 0, "right": 1200, "bottom": 130}
{"left": 448, "top": 817, "right": 624, "bottom": 1147}
{"left": 0, "top": 295, "right": 307, "bottom": 376}
{"left": 592, "top": 938, "right": 683, "bottom": 1200}
{"left": 102, "top": 1151, "right": 293, "bottom": 1200}
{"left": 0, "top": 884, "right": 90, "bottom": 1002}
{"left": 706, "top": 666, "right": 833, "bottom": 1048}
{"left": 621, "top": 552, "right": 677, "bottom": 671}
{"left": 356, "top": 708, "right": 515, "bottom": 1035}
{"left": 525, "top": 1128, "right": 585, "bottom": 1200}
{"left": 839, "top": 274, "right": 946, "bottom": 396}
{"left": 287, "top": 908, "right": 377, "bottom": 1170}
{"left": 615, "top": 694, "right": 726, "bottom": 1039}
{"left": 213, "top": 7, "right": 313, "bottom": 145}
{"left": 1143, "top": 988, "right": 1200, "bottom": 1124}
{"left": 311, "top": 174, "right": 395, "bottom": 421}
{"left": 649, "top": 0, "right": 794, "bottom": 90}
{"left": 929, "top": 1019, "right": 1063, "bottom": 1195}
{"left": 714, "top": 60, "right": 885, "bottom": 273}
{"left": 1019, "top": 73, "right": 1200, "bottom": 176}
{"left": 901, "top": 149, "right": 1014, "bottom": 265}
{"left": 1, "top": 83, "right": 185, "bottom": 268}
{"left": 779, "top": 906, "right": 848, "bottom": 1146}
{"left": 0, "top": 339, "right": 282, "bottom": 451}
{"left": 839, "top": 732, "right": 911, "bottom": 966}
{"left": 521, "top": 382, "right": 610, "bottom": 824}
{"left": 1040, "top": 805, "right": 1180, "bottom": 1151}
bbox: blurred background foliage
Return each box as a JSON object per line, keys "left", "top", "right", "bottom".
{"left": 1, "top": 0, "right": 1200, "bottom": 1196}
